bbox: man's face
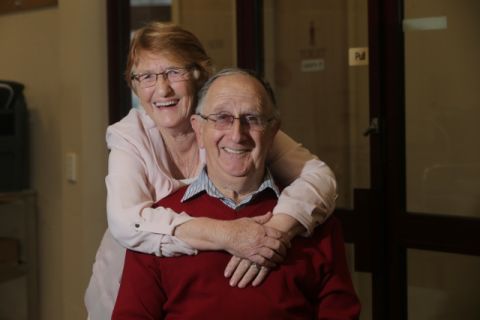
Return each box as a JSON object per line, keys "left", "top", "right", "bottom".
{"left": 192, "top": 73, "right": 279, "bottom": 186}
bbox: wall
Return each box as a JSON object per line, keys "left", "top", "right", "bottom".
{"left": 0, "top": 0, "right": 108, "bottom": 319}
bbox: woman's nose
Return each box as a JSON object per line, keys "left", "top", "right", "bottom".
{"left": 153, "top": 76, "right": 173, "bottom": 96}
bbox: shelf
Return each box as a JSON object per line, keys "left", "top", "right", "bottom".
{"left": 0, "top": 263, "right": 28, "bottom": 284}
{"left": 0, "top": 190, "right": 35, "bottom": 204}
{"left": 0, "top": 190, "right": 38, "bottom": 319}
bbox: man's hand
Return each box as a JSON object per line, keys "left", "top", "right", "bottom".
{"left": 224, "top": 256, "right": 270, "bottom": 288}
{"left": 223, "top": 212, "right": 305, "bottom": 288}
{"left": 174, "top": 212, "right": 290, "bottom": 267}
{"left": 218, "top": 212, "right": 290, "bottom": 267}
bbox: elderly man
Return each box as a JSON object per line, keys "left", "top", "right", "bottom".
{"left": 112, "top": 69, "right": 360, "bottom": 319}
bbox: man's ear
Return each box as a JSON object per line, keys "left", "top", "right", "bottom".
{"left": 271, "top": 119, "right": 281, "bottom": 137}
{"left": 190, "top": 114, "right": 205, "bottom": 148}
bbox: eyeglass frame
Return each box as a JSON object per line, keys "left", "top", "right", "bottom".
{"left": 130, "top": 65, "right": 195, "bottom": 88}
{"left": 197, "top": 112, "right": 276, "bottom": 131}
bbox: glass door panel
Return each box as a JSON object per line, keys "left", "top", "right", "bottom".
{"left": 172, "top": 0, "right": 236, "bottom": 69}
{"left": 407, "top": 249, "right": 480, "bottom": 320}
{"left": 404, "top": 1, "right": 480, "bottom": 318}
{"left": 263, "top": 1, "right": 371, "bottom": 319}
{"left": 405, "top": 0, "right": 480, "bottom": 217}
{"left": 129, "top": 0, "right": 237, "bottom": 106}
{"left": 263, "top": 0, "right": 370, "bottom": 210}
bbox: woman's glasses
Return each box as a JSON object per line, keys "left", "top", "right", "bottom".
{"left": 131, "top": 66, "right": 192, "bottom": 88}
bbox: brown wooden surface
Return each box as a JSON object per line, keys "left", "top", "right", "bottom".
{"left": 0, "top": 0, "right": 57, "bottom": 15}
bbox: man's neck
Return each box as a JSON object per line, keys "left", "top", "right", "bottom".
{"left": 209, "top": 170, "right": 265, "bottom": 204}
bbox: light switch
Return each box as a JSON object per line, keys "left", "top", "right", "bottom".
{"left": 65, "top": 152, "right": 77, "bottom": 183}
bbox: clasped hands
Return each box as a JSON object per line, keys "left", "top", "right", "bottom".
{"left": 221, "top": 212, "right": 292, "bottom": 288}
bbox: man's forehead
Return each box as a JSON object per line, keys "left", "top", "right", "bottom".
{"left": 205, "top": 74, "right": 267, "bottom": 111}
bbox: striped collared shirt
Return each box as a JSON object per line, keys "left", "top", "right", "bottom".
{"left": 181, "top": 167, "right": 280, "bottom": 210}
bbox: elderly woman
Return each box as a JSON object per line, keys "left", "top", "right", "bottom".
{"left": 85, "top": 22, "right": 337, "bottom": 319}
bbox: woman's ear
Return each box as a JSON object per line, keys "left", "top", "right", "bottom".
{"left": 192, "top": 68, "right": 200, "bottom": 80}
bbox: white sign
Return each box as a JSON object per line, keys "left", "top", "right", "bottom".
{"left": 403, "top": 16, "right": 447, "bottom": 31}
{"left": 301, "top": 59, "right": 325, "bottom": 72}
{"left": 349, "top": 47, "right": 369, "bottom": 66}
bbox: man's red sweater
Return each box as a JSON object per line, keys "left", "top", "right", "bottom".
{"left": 112, "top": 187, "right": 360, "bottom": 319}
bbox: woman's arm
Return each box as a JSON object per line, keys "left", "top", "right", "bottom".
{"left": 106, "top": 145, "right": 196, "bottom": 257}
{"left": 107, "top": 147, "right": 287, "bottom": 264}
{"left": 267, "top": 130, "right": 337, "bottom": 235}
{"left": 106, "top": 119, "right": 288, "bottom": 263}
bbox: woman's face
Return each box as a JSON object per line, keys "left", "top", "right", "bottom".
{"left": 132, "top": 50, "right": 197, "bottom": 131}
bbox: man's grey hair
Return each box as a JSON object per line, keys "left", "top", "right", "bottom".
{"left": 195, "top": 68, "right": 280, "bottom": 120}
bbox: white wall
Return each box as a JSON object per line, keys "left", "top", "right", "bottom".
{"left": 0, "top": 1, "right": 108, "bottom": 319}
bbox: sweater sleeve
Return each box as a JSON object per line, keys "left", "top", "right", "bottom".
{"left": 112, "top": 250, "right": 166, "bottom": 319}
{"left": 268, "top": 130, "right": 338, "bottom": 235}
{"left": 315, "top": 218, "right": 361, "bottom": 320}
{"left": 106, "top": 116, "right": 197, "bottom": 257}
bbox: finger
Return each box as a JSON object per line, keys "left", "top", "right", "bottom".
{"left": 250, "top": 212, "right": 273, "bottom": 225}
{"left": 237, "top": 264, "right": 262, "bottom": 288}
{"left": 248, "top": 255, "right": 275, "bottom": 268}
{"left": 262, "top": 237, "right": 288, "bottom": 257}
{"left": 252, "top": 266, "right": 270, "bottom": 287}
{"left": 224, "top": 256, "right": 242, "bottom": 278}
{"left": 263, "top": 225, "right": 286, "bottom": 240}
{"left": 229, "top": 259, "right": 252, "bottom": 287}
{"left": 257, "top": 247, "right": 283, "bottom": 264}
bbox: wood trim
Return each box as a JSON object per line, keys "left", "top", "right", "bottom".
{"left": 106, "top": 0, "right": 131, "bottom": 124}
{"left": 235, "top": 0, "right": 263, "bottom": 73}
{"left": 0, "top": 0, "right": 56, "bottom": 15}
{"left": 381, "top": 0, "right": 407, "bottom": 318}
{"left": 402, "top": 214, "right": 480, "bottom": 256}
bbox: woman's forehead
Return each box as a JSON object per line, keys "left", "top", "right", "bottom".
{"left": 134, "top": 50, "right": 186, "bottom": 68}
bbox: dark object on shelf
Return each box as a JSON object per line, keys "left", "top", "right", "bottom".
{"left": 0, "top": 237, "right": 20, "bottom": 264}
{"left": 0, "top": 80, "right": 29, "bottom": 192}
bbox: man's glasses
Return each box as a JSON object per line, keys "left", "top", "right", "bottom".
{"left": 131, "top": 66, "right": 192, "bottom": 88}
{"left": 198, "top": 113, "right": 275, "bottom": 131}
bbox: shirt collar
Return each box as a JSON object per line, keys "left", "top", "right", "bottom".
{"left": 182, "top": 166, "right": 280, "bottom": 210}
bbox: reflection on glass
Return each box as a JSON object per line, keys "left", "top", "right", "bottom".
{"left": 345, "top": 244, "right": 372, "bottom": 320}
{"left": 408, "top": 249, "right": 480, "bottom": 320}
{"left": 173, "top": 0, "right": 236, "bottom": 70}
{"left": 263, "top": 0, "right": 370, "bottom": 210}
{"left": 130, "top": 0, "right": 172, "bottom": 30}
{"left": 405, "top": 0, "right": 480, "bottom": 217}
{"left": 128, "top": 0, "right": 236, "bottom": 108}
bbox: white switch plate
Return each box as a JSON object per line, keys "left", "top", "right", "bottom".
{"left": 65, "top": 152, "right": 77, "bottom": 183}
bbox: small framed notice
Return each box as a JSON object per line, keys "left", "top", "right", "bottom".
{"left": 0, "top": 0, "right": 57, "bottom": 16}
{"left": 348, "top": 47, "right": 369, "bottom": 66}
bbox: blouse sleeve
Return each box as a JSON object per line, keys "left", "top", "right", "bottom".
{"left": 106, "top": 121, "right": 197, "bottom": 257}
{"left": 267, "top": 130, "right": 338, "bottom": 235}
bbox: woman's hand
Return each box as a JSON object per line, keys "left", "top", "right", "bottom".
{"left": 223, "top": 212, "right": 305, "bottom": 287}
{"left": 174, "top": 212, "right": 290, "bottom": 267}
{"left": 219, "top": 212, "right": 290, "bottom": 267}
{"left": 224, "top": 256, "right": 270, "bottom": 288}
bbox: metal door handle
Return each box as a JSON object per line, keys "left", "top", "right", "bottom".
{"left": 363, "top": 117, "right": 379, "bottom": 136}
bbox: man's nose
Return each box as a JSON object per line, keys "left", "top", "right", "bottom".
{"left": 230, "top": 117, "right": 248, "bottom": 141}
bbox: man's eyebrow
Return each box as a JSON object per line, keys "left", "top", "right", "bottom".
{"left": 209, "top": 103, "right": 232, "bottom": 113}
